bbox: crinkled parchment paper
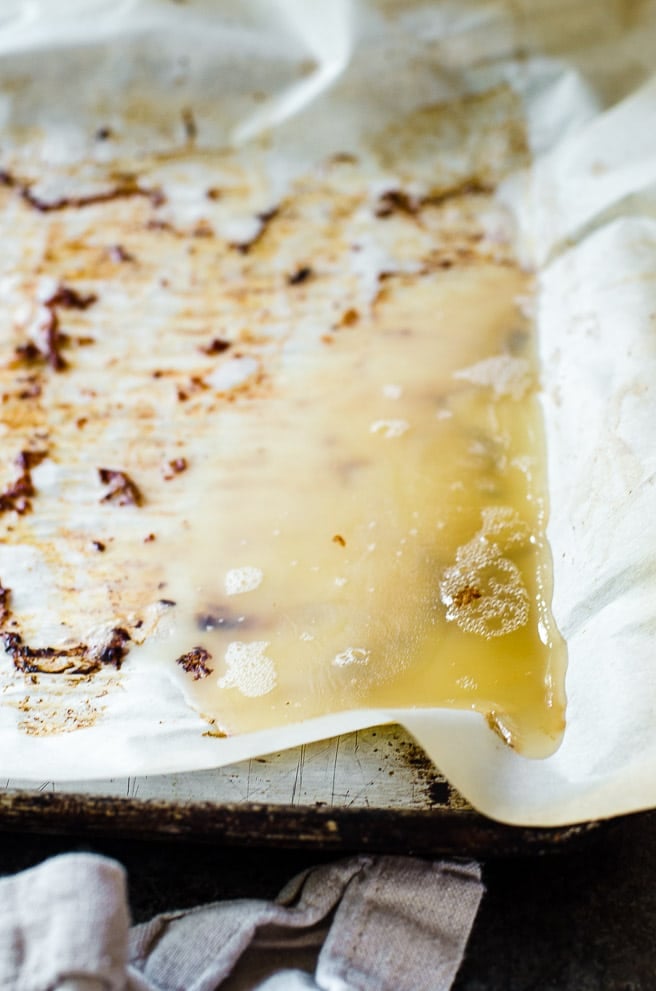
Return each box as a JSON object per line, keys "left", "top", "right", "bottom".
{"left": 0, "top": 0, "right": 655, "bottom": 826}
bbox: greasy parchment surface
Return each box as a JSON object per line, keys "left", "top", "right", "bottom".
{"left": 0, "top": 0, "right": 655, "bottom": 826}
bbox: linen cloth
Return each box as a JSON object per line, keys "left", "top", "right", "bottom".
{"left": 0, "top": 852, "right": 482, "bottom": 991}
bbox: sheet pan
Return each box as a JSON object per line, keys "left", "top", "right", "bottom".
{"left": 0, "top": 0, "right": 655, "bottom": 829}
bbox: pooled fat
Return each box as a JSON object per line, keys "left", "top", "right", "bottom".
{"left": 182, "top": 261, "right": 566, "bottom": 756}
{"left": 0, "top": 151, "right": 566, "bottom": 756}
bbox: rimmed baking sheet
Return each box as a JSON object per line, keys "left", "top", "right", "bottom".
{"left": 0, "top": 1, "right": 655, "bottom": 828}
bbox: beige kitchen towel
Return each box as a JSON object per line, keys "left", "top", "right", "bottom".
{"left": 0, "top": 852, "right": 482, "bottom": 991}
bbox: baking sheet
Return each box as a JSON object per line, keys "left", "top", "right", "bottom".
{"left": 0, "top": 0, "right": 655, "bottom": 827}
{"left": 0, "top": 725, "right": 601, "bottom": 857}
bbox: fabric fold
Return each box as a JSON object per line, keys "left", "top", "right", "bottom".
{"left": 0, "top": 853, "right": 482, "bottom": 991}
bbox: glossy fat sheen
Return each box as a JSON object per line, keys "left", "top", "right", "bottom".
{"left": 0, "top": 144, "right": 565, "bottom": 755}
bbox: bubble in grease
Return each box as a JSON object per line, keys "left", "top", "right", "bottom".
{"left": 370, "top": 419, "right": 409, "bottom": 438}
{"left": 440, "top": 507, "right": 531, "bottom": 638}
{"left": 333, "top": 646, "right": 370, "bottom": 667}
{"left": 479, "top": 506, "right": 530, "bottom": 547}
{"left": 218, "top": 641, "right": 277, "bottom": 697}
{"left": 453, "top": 354, "right": 532, "bottom": 400}
{"left": 225, "top": 566, "right": 264, "bottom": 596}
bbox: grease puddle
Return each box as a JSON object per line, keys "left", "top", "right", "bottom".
{"left": 0, "top": 147, "right": 566, "bottom": 755}
{"left": 177, "top": 260, "right": 566, "bottom": 756}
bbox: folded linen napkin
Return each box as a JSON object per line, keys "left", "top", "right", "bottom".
{"left": 0, "top": 852, "right": 482, "bottom": 991}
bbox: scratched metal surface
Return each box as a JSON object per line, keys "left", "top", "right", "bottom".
{"left": 0, "top": 724, "right": 602, "bottom": 855}
{"left": 0, "top": 725, "right": 457, "bottom": 809}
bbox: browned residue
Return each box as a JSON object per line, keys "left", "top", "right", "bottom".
{"left": 287, "top": 266, "right": 313, "bottom": 286}
{"left": 182, "top": 107, "right": 197, "bottom": 144}
{"left": 176, "top": 645, "right": 213, "bottom": 680}
{"left": 485, "top": 711, "right": 517, "bottom": 750}
{"left": 202, "top": 725, "right": 228, "bottom": 738}
{"left": 15, "top": 374, "right": 42, "bottom": 400}
{"left": 18, "top": 699, "right": 103, "bottom": 736}
{"left": 375, "top": 189, "right": 420, "bottom": 218}
{"left": 375, "top": 181, "right": 492, "bottom": 220}
{"left": 45, "top": 284, "right": 97, "bottom": 310}
{"left": 176, "top": 374, "right": 210, "bottom": 402}
{"left": 0, "top": 167, "right": 165, "bottom": 213}
{"left": 192, "top": 219, "right": 214, "bottom": 239}
{"left": 97, "top": 627, "right": 131, "bottom": 668}
{"left": 371, "top": 85, "right": 530, "bottom": 188}
{"left": 162, "top": 457, "right": 188, "bottom": 480}
{"left": 0, "top": 450, "right": 47, "bottom": 515}
{"left": 0, "top": 581, "right": 11, "bottom": 626}
{"left": 327, "top": 152, "right": 358, "bottom": 165}
{"left": 14, "top": 312, "right": 65, "bottom": 372}
{"left": 338, "top": 308, "right": 359, "bottom": 328}
{"left": 2, "top": 627, "right": 131, "bottom": 675}
{"left": 98, "top": 468, "right": 143, "bottom": 507}
{"left": 230, "top": 206, "right": 279, "bottom": 254}
{"left": 13, "top": 282, "right": 97, "bottom": 372}
{"left": 108, "top": 244, "right": 136, "bottom": 263}
{"left": 199, "top": 338, "right": 231, "bottom": 355}
{"left": 452, "top": 585, "right": 482, "bottom": 608}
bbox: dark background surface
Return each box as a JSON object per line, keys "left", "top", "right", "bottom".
{"left": 1, "top": 810, "right": 655, "bottom": 990}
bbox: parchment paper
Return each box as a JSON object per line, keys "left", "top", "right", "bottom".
{"left": 1, "top": 0, "right": 655, "bottom": 826}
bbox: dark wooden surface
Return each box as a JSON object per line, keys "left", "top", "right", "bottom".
{"left": 0, "top": 810, "right": 654, "bottom": 989}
